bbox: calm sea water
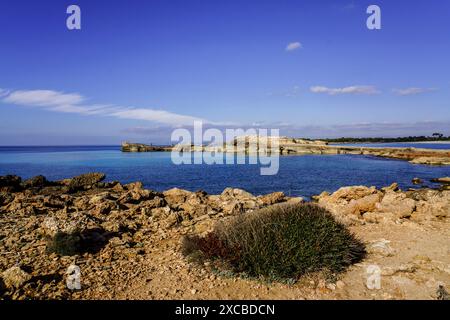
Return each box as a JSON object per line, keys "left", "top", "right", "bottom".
{"left": 0, "top": 144, "right": 449, "bottom": 198}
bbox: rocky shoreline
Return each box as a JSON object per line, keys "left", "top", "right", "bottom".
{"left": 0, "top": 173, "right": 449, "bottom": 300}
{"left": 122, "top": 136, "right": 450, "bottom": 166}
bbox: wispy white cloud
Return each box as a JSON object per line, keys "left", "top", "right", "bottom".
{"left": 4, "top": 90, "right": 85, "bottom": 107}
{"left": 286, "top": 42, "right": 302, "bottom": 51}
{"left": 310, "top": 85, "right": 380, "bottom": 95}
{"left": 124, "top": 120, "right": 450, "bottom": 141}
{"left": 392, "top": 87, "right": 437, "bottom": 96}
{"left": 1, "top": 88, "right": 207, "bottom": 126}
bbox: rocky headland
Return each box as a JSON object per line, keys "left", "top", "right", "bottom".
{"left": 0, "top": 173, "right": 449, "bottom": 300}
{"left": 123, "top": 136, "right": 450, "bottom": 166}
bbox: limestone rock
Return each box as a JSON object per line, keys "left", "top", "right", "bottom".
{"left": 221, "top": 200, "right": 245, "bottom": 215}
{"left": 413, "top": 190, "right": 449, "bottom": 219}
{"left": 315, "top": 186, "right": 381, "bottom": 220}
{"left": 258, "top": 192, "right": 286, "bottom": 206}
{"left": 326, "top": 186, "right": 379, "bottom": 203}
{"left": 221, "top": 188, "right": 253, "bottom": 200}
{"left": 41, "top": 211, "right": 92, "bottom": 237}
{"left": 66, "top": 173, "right": 106, "bottom": 193}
{"left": 382, "top": 183, "right": 399, "bottom": 192}
{"left": 1, "top": 266, "right": 31, "bottom": 289}
{"left": 376, "top": 192, "right": 416, "bottom": 219}
{"left": 346, "top": 194, "right": 382, "bottom": 216}
{"left": 410, "top": 157, "right": 450, "bottom": 166}
{"left": 368, "top": 239, "right": 395, "bottom": 257}
{"left": 431, "top": 177, "right": 450, "bottom": 184}
{"left": 125, "top": 181, "right": 144, "bottom": 190}
{"left": 163, "top": 188, "right": 193, "bottom": 208}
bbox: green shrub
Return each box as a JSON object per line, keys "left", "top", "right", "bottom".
{"left": 46, "top": 232, "right": 82, "bottom": 256}
{"left": 182, "top": 204, "right": 366, "bottom": 281}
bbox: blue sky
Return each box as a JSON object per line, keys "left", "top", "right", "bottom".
{"left": 0, "top": 0, "right": 449, "bottom": 145}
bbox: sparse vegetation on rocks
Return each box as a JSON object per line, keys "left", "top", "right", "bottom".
{"left": 183, "top": 204, "right": 366, "bottom": 281}
{"left": 46, "top": 232, "right": 83, "bottom": 256}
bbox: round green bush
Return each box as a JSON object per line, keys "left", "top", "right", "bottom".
{"left": 183, "top": 204, "right": 366, "bottom": 281}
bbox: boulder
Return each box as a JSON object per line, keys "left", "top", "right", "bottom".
{"left": 413, "top": 190, "right": 450, "bottom": 219}
{"left": 221, "top": 188, "right": 253, "bottom": 200}
{"left": 221, "top": 200, "right": 245, "bottom": 215}
{"left": 326, "top": 186, "right": 379, "bottom": 203}
{"left": 163, "top": 188, "right": 193, "bottom": 208}
{"left": 382, "top": 183, "right": 399, "bottom": 192}
{"left": 258, "top": 192, "right": 286, "bottom": 205}
{"left": 66, "top": 173, "right": 106, "bottom": 193}
{"left": 346, "top": 193, "right": 382, "bottom": 216}
{"left": 412, "top": 178, "right": 423, "bottom": 185}
{"left": 118, "top": 189, "right": 152, "bottom": 204}
{"left": 1, "top": 266, "right": 31, "bottom": 289}
{"left": 124, "top": 181, "right": 144, "bottom": 190}
{"left": 376, "top": 192, "right": 416, "bottom": 219}
{"left": 172, "top": 191, "right": 209, "bottom": 217}
{"left": 315, "top": 186, "right": 381, "bottom": 218}
{"left": 112, "top": 182, "right": 125, "bottom": 192}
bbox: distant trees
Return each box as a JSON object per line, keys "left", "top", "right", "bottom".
{"left": 323, "top": 134, "right": 450, "bottom": 143}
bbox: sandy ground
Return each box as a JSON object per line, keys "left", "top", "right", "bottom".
{"left": 82, "top": 219, "right": 450, "bottom": 300}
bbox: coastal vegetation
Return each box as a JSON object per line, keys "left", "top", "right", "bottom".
{"left": 182, "top": 204, "right": 366, "bottom": 281}
{"left": 322, "top": 134, "right": 450, "bottom": 144}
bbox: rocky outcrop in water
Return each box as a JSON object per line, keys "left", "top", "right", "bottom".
{"left": 121, "top": 142, "right": 172, "bottom": 152}
{"left": 124, "top": 136, "right": 450, "bottom": 166}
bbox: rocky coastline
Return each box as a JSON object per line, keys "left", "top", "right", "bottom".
{"left": 122, "top": 136, "right": 450, "bottom": 166}
{"left": 1, "top": 173, "right": 449, "bottom": 300}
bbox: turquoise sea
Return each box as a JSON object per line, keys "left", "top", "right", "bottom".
{"left": 0, "top": 143, "right": 449, "bottom": 198}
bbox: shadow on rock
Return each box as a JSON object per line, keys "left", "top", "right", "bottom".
{"left": 46, "top": 228, "right": 117, "bottom": 256}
